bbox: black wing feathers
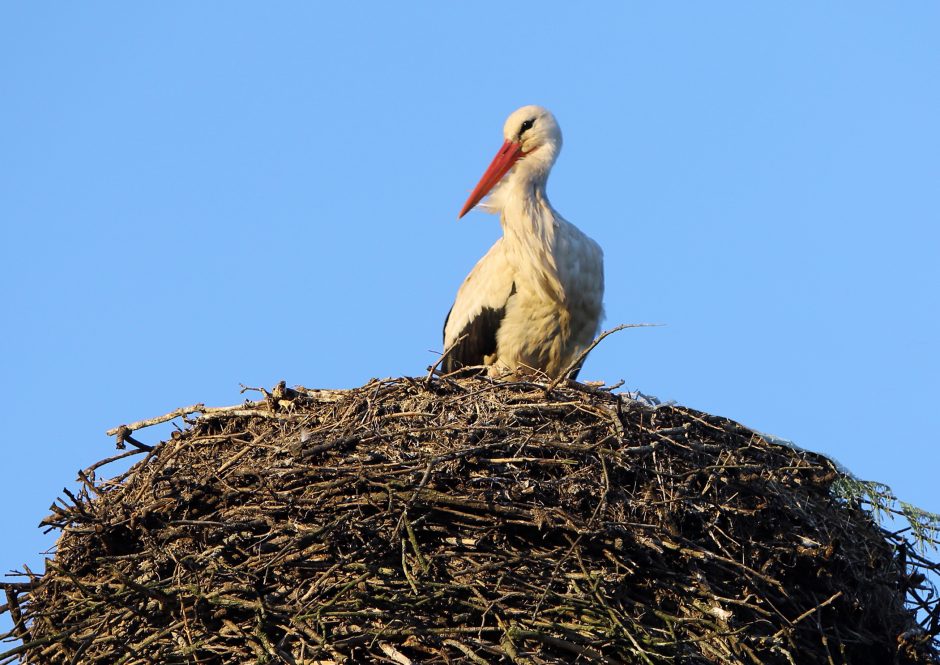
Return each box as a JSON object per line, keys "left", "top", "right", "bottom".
{"left": 442, "top": 304, "right": 507, "bottom": 374}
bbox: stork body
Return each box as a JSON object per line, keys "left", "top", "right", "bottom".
{"left": 442, "top": 106, "right": 604, "bottom": 379}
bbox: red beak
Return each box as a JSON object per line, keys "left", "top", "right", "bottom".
{"left": 458, "top": 140, "right": 525, "bottom": 218}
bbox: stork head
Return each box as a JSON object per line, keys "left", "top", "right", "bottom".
{"left": 458, "top": 105, "right": 563, "bottom": 218}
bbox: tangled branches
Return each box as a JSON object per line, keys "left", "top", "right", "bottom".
{"left": 1, "top": 376, "right": 937, "bottom": 663}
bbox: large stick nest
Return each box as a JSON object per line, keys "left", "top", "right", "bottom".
{"left": 2, "top": 376, "right": 938, "bottom": 664}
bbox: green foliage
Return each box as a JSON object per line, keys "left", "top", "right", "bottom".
{"left": 832, "top": 476, "right": 940, "bottom": 554}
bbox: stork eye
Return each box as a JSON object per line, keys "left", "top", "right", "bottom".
{"left": 519, "top": 118, "right": 535, "bottom": 137}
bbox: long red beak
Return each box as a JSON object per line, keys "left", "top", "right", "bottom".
{"left": 458, "top": 140, "right": 525, "bottom": 218}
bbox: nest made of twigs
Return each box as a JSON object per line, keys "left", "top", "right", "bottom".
{"left": 2, "top": 376, "right": 938, "bottom": 664}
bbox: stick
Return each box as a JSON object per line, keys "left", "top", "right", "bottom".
{"left": 778, "top": 591, "right": 843, "bottom": 633}
{"left": 113, "top": 428, "right": 154, "bottom": 452}
{"left": 546, "top": 323, "right": 661, "bottom": 393}
{"left": 89, "top": 448, "right": 148, "bottom": 473}
{"left": 425, "top": 334, "right": 468, "bottom": 384}
{"left": 106, "top": 401, "right": 281, "bottom": 437}
{"left": 106, "top": 404, "right": 206, "bottom": 437}
{"left": 379, "top": 642, "right": 414, "bottom": 665}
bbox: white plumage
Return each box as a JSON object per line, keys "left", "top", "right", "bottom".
{"left": 442, "top": 106, "right": 604, "bottom": 379}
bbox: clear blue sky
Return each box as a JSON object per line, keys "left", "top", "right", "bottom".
{"left": 2, "top": 2, "right": 938, "bottom": 619}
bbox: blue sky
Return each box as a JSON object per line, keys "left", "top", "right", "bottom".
{"left": 1, "top": 1, "right": 938, "bottom": 624}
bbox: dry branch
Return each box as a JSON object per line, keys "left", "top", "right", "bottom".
{"left": 547, "top": 323, "right": 661, "bottom": 391}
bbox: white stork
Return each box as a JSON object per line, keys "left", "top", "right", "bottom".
{"left": 442, "top": 105, "right": 604, "bottom": 379}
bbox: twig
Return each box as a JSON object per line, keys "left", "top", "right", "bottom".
{"left": 105, "top": 400, "right": 316, "bottom": 439}
{"left": 112, "top": 427, "right": 154, "bottom": 452}
{"left": 425, "top": 333, "right": 468, "bottom": 384}
{"left": 106, "top": 404, "right": 207, "bottom": 437}
{"left": 546, "top": 323, "right": 661, "bottom": 393}
{"left": 379, "top": 642, "right": 413, "bottom": 665}
{"left": 774, "top": 591, "right": 843, "bottom": 637}
{"left": 443, "top": 639, "right": 489, "bottom": 664}
{"left": 83, "top": 448, "right": 147, "bottom": 475}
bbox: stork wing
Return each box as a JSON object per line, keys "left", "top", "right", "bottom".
{"left": 442, "top": 240, "right": 515, "bottom": 373}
